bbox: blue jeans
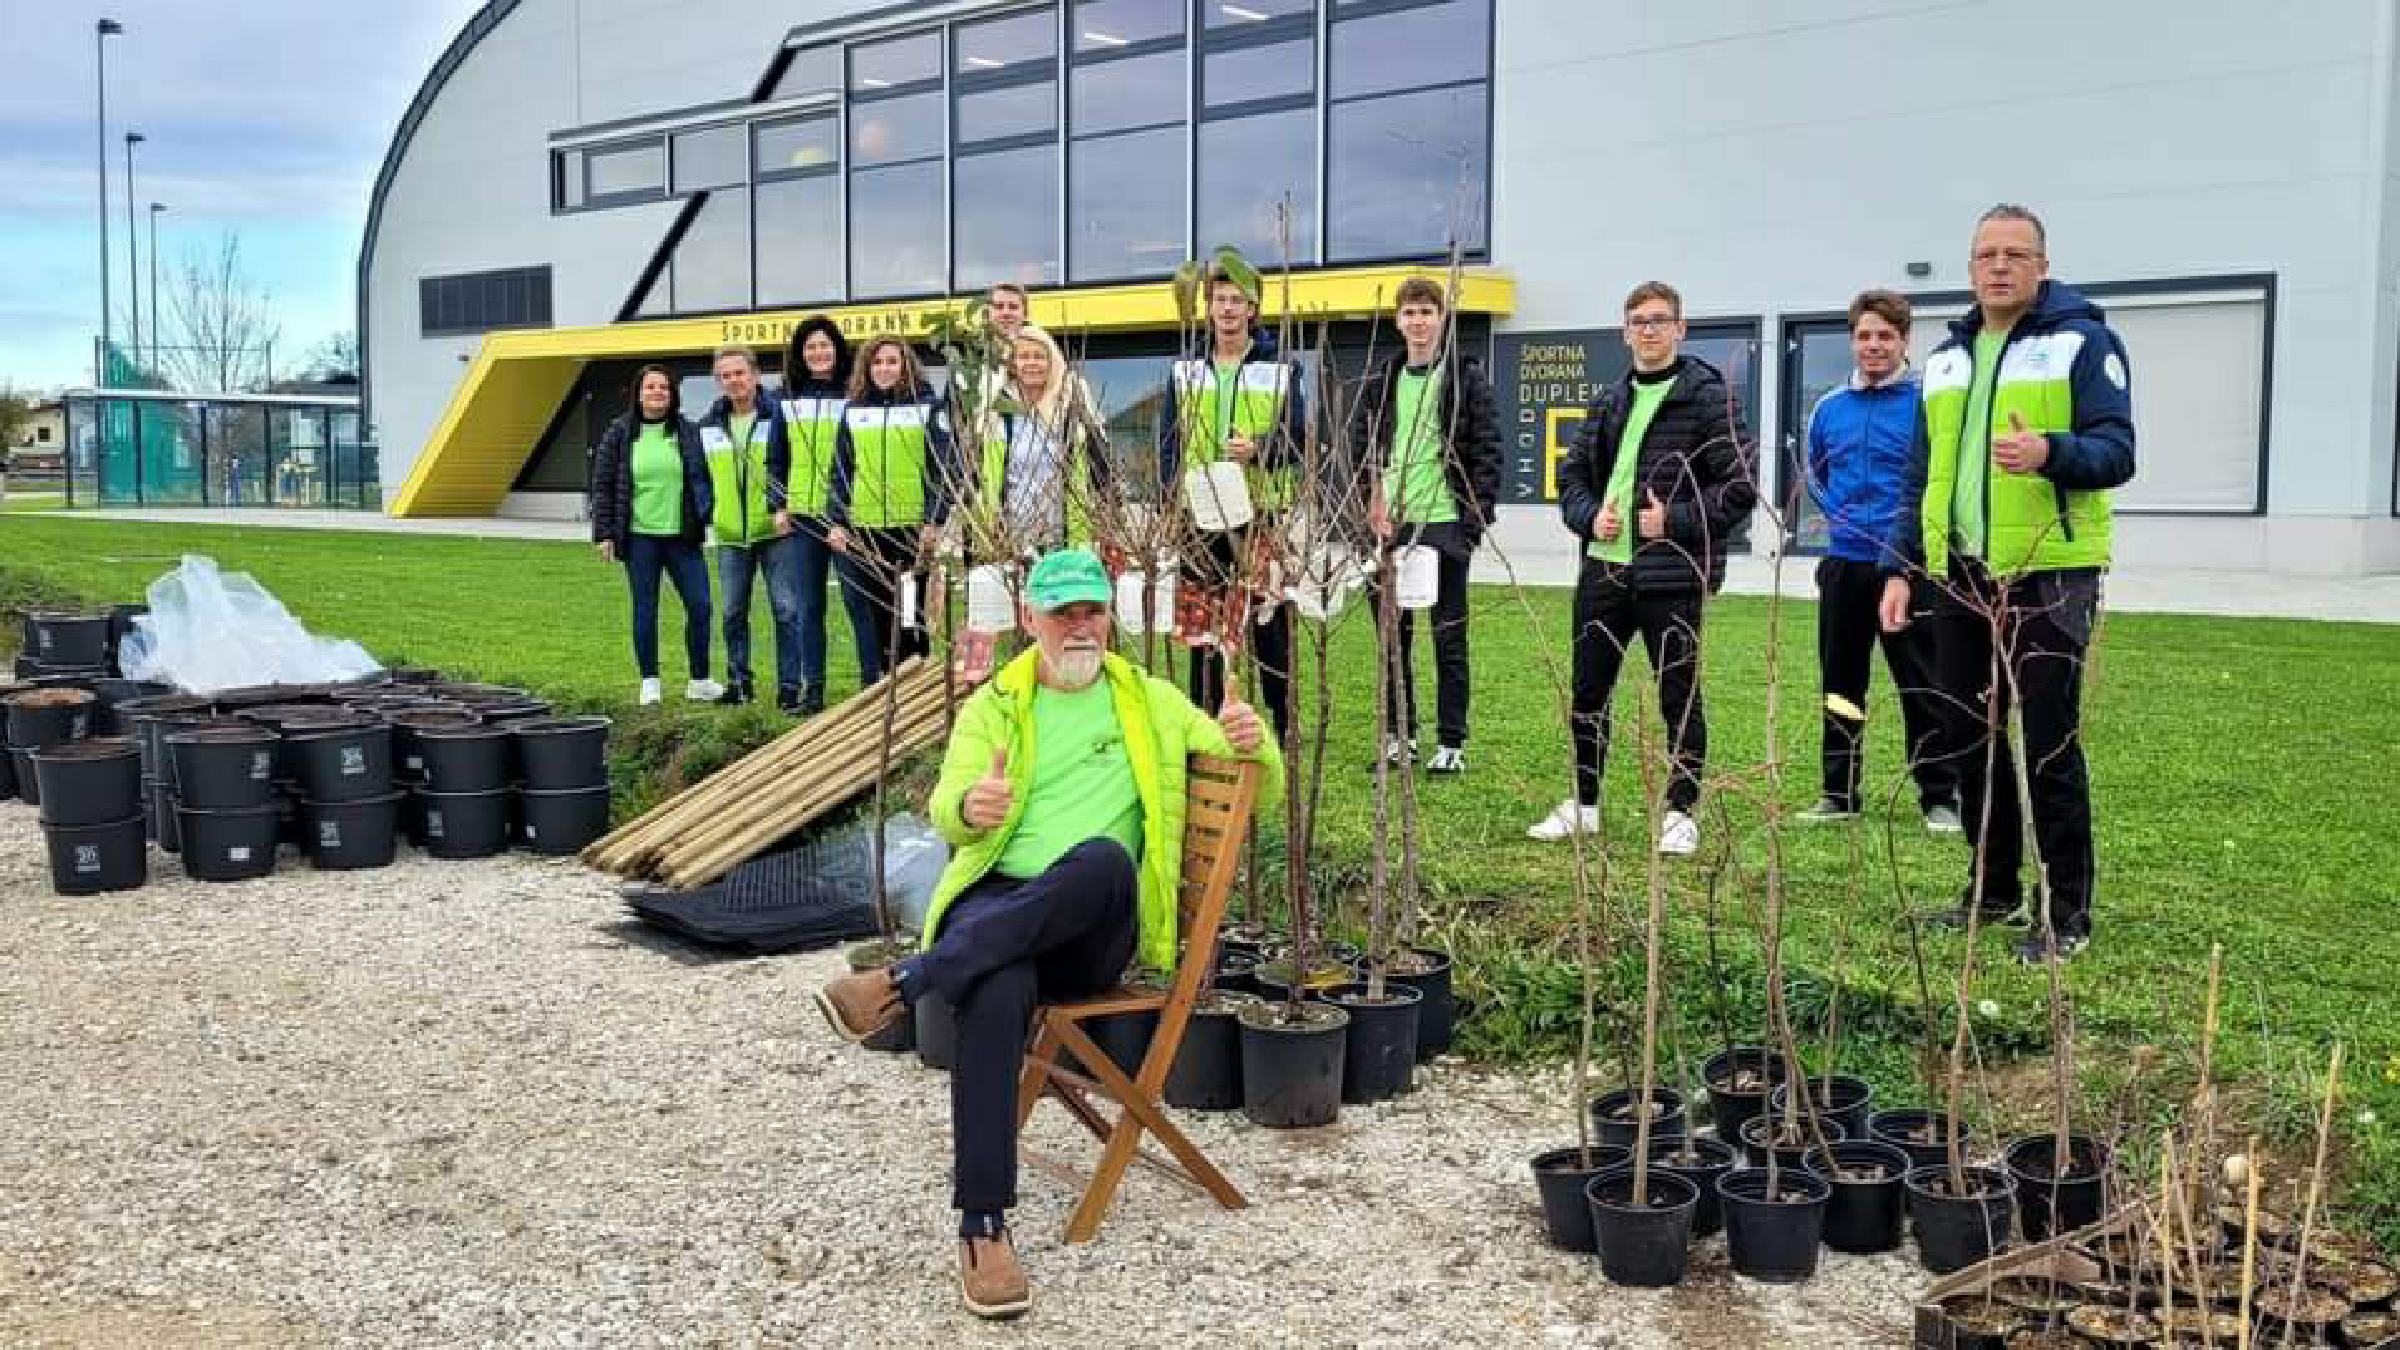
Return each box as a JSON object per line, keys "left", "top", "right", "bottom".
{"left": 835, "top": 526, "right": 930, "bottom": 684}
{"left": 717, "top": 535, "right": 805, "bottom": 695}
{"left": 624, "top": 532, "right": 711, "bottom": 680}
{"left": 786, "top": 520, "right": 835, "bottom": 692}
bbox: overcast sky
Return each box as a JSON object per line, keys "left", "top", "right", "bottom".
{"left": 0, "top": 0, "right": 489, "bottom": 394}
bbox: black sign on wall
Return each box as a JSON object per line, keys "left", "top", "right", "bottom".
{"left": 1494, "top": 322, "right": 1762, "bottom": 503}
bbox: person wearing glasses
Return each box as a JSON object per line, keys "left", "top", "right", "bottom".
{"left": 1878, "top": 203, "right": 2136, "bottom": 964}
{"left": 1533, "top": 281, "right": 1756, "bottom": 855}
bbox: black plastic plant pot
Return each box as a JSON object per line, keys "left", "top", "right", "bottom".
{"left": 1905, "top": 1163, "right": 2017, "bottom": 1274}
{"left": 177, "top": 804, "right": 280, "bottom": 883}
{"left": 1718, "top": 1166, "right": 1832, "bottom": 1283}
{"left": 479, "top": 700, "right": 554, "bottom": 723}
{"left": 1646, "top": 1132, "right": 1740, "bottom": 1238}
{"left": 104, "top": 604, "right": 147, "bottom": 667}
{"left": 511, "top": 716, "right": 613, "bottom": 790}
{"left": 89, "top": 678, "right": 170, "bottom": 736}
{"left": 1237, "top": 998, "right": 1348, "bottom": 1129}
{"left": 1769, "top": 1073, "right": 1876, "bottom": 1140}
{"left": 1803, "top": 1139, "right": 1913, "bottom": 1254}
{"left": 1937, "top": 1295, "right": 2024, "bottom": 1350}
{"left": 2003, "top": 1133, "right": 2112, "bottom": 1241}
{"left": 1214, "top": 948, "right": 1260, "bottom": 997}
{"left": 0, "top": 740, "right": 15, "bottom": 799}
{"left": 415, "top": 723, "right": 514, "bottom": 794}
{"left": 148, "top": 778, "right": 181, "bottom": 853}
{"left": 1530, "top": 1144, "right": 1630, "bottom": 1252}
{"left": 519, "top": 785, "right": 612, "bottom": 855}
{"left": 1217, "top": 923, "right": 1276, "bottom": 960}
{"left": 1078, "top": 1007, "right": 1161, "bottom": 1080}
{"left": 26, "top": 611, "right": 110, "bottom": 669}
{"left": 1702, "top": 1044, "right": 1785, "bottom": 1137}
{"left": 1386, "top": 946, "right": 1456, "bottom": 1061}
{"left": 410, "top": 787, "right": 512, "bottom": 860}
{"left": 1317, "top": 981, "right": 1422, "bottom": 1104}
{"left": 388, "top": 708, "right": 482, "bottom": 782}
{"left": 287, "top": 722, "right": 394, "bottom": 804}
{"left": 167, "top": 726, "right": 279, "bottom": 810}
{"left": 43, "top": 815, "right": 147, "bottom": 895}
{"left": 1164, "top": 990, "right": 1260, "bottom": 1111}
{"left": 7, "top": 688, "right": 96, "bottom": 749}
{"left": 301, "top": 792, "right": 403, "bottom": 871}
{"left": 914, "top": 991, "right": 958, "bottom": 1072}
{"left": 33, "top": 738, "right": 143, "bottom": 828}
{"left": 10, "top": 745, "right": 42, "bottom": 805}
{"left": 1584, "top": 1165, "right": 1698, "bottom": 1288}
{"left": 1869, "top": 1107, "right": 1979, "bottom": 1172}
{"left": 1590, "top": 1085, "right": 1689, "bottom": 1149}
{"left": 1250, "top": 958, "right": 1357, "bottom": 1004}
{"left": 1739, "top": 1113, "right": 1847, "bottom": 1171}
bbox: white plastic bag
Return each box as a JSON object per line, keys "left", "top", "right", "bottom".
{"left": 1396, "top": 544, "right": 1440, "bottom": 611}
{"left": 965, "top": 564, "right": 1017, "bottom": 633}
{"left": 120, "top": 555, "right": 381, "bottom": 692}
{"left": 882, "top": 812, "right": 951, "bottom": 936}
{"left": 1184, "top": 462, "right": 1254, "bottom": 532}
{"left": 1113, "top": 570, "right": 1178, "bottom": 635}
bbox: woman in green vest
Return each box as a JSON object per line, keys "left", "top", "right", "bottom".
{"left": 771, "top": 316, "right": 853, "bottom": 716}
{"left": 828, "top": 336, "right": 955, "bottom": 683}
{"left": 972, "top": 324, "right": 1110, "bottom": 560}
{"left": 588, "top": 364, "right": 722, "bottom": 706}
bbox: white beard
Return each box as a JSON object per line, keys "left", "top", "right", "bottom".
{"left": 1046, "top": 646, "right": 1104, "bottom": 689}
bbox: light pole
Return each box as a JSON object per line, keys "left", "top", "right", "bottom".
{"left": 95, "top": 17, "right": 122, "bottom": 384}
{"left": 125, "top": 130, "right": 145, "bottom": 372}
{"left": 149, "top": 202, "right": 166, "bottom": 371}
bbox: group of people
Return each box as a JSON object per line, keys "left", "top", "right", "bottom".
{"left": 802, "top": 201, "right": 2135, "bottom": 1318}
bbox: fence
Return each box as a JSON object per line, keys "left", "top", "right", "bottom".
{"left": 59, "top": 389, "right": 377, "bottom": 511}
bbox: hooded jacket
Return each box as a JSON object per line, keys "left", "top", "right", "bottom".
{"left": 588, "top": 412, "right": 713, "bottom": 551}
{"left": 774, "top": 318, "right": 853, "bottom": 520}
{"left": 1557, "top": 355, "right": 1759, "bottom": 594}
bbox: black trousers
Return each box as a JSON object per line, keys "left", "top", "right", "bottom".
{"left": 1926, "top": 560, "right": 2100, "bottom": 937}
{"left": 1569, "top": 560, "right": 1706, "bottom": 811}
{"left": 1374, "top": 535, "right": 1473, "bottom": 748}
{"left": 910, "top": 839, "right": 1138, "bottom": 1215}
{"left": 1816, "top": 557, "right": 1956, "bottom": 810}
{"left": 834, "top": 526, "right": 929, "bottom": 683}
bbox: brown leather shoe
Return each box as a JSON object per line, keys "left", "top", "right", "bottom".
{"left": 814, "top": 967, "right": 904, "bottom": 1045}
{"left": 959, "top": 1231, "right": 1031, "bottom": 1319}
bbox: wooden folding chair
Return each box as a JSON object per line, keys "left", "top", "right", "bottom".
{"left": 1013, "top": 753, "right": 1263, "bottom": 1243}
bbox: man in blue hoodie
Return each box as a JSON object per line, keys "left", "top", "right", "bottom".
{"left": 1879, "top": 204, "right": 2136, "bottom": 963}
{"left": 1799, "top": 290, "right": 1959, "bottom": 831}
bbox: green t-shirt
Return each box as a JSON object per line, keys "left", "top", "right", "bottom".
{"left": 993, "top": 681, "right": 1145, "bottom": 880}
{"left": 630, "top": 422, "right": 684, "bottom": 536}
{"left": 1383, "top": 365, "right": 1458, "bottom": 526}
{"left": 1952, "top": 329, "right": 2009, "bottom": 560}
{"left": 1588, "top": 375, "right": 1674, "bottom": 564}
{"left": 1201, "top": 361, "right": 1241, "bottom": 460}
{"left": 729, "top": 412, "right": 755, "bottom": 453}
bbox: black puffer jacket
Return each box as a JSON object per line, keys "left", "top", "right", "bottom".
{"left": 1557, "top": 356, "right": 1758, "bottom": 593}
{"left": 588, "top": 413, "right": 713, "bottom": 551}
{"left": 1350, "top": 351, "right": 1503, "bottom": 558}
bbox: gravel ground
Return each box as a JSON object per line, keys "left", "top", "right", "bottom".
{"left": 0, "top": 803, "right": 1924, "bottom": 1348}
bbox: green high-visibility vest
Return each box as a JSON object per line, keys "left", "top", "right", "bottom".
{"left": 1920, "top": 329, "right": 2116, "bottom": 576}
{"left": 843, "top": 402, "right": 933, "bottom": 528}
{"left": 1173, "top": 356, "right": 1295, "bottom": 512}
{"left": 781, "top": 394, "right": 844, "bottom": 518}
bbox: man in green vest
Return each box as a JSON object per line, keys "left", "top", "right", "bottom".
{"left": 697, "top": 345, "right": 797, "bottom": 708}
{"left": 1879, "top": 203, "right": 2136, "bottom": 964}
{"left": 814, "top": 547, "right": 1281, "bottom": 1320}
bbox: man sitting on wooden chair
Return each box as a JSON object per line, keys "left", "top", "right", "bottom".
{"left": 816, "top": 546, "right": 1282, "bottom": 1320}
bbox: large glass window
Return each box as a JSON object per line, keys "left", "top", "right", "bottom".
{"left": 955, "top": 8, "right": 1056, "bottom": 69}
{"left": 586, "top": 140, "right": 664, "bottom": 201}
{"left": 1075, "top": 0, "right": 1184, "bottom": 48}
{"left": 1070, "top": 126, "right": 1184, "bottom": 281}
{"left": 1202, "top": 37, "right": 1313, "bottom": 109}
{"left": 671, "top": 188, "right": 751, "bottom": 312}
{"left": 753, "top": 116, "right": 838, "bottom": 176}
{"left": 1329, "top": 0, "right": 1487, "bottom": 98}
{"left": 1199, "top": 108, "right": 1316, "bottom": 266}
{"left": 956, "top": 144, "right": 1061, "bottom": 289}
{"left": 755, "top": 177, "right": 841, "bottom": 305}
{"left": 850, "top": 161, "right": 946, "bottom": 297}
{"left": 1327, "top": 83, "right": 1486, "bottom": 260}
{"left": 1070, "top": 48, "right": 1182, "bottom": 133}
{"left": 672, "top": 124, "right": 747, "bottom": 193}
{"left": 1205, "top": 0, "right": 1314, "bottom": 27}
{"left": 772, "top": 45, "right": 841, "bottom": 100}
{"left": 851, "top": 31, "right": 941, "bottom": 90}
{"left": 851, "top": 91, "right": 943, "bottom": 165}
{"left": 959, "top": 81, "right": 1058, "bottom": 143}
{"left": 952, "top": 8, "right": 1058, "bottom": 292}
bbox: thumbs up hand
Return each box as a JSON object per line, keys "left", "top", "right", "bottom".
{"left": 1993, "top": 410, "right": 2050, "bottom": 474}
{"left": 1636, "top": 488, "right": 1670, "bottom": 541}
{"left": 1217, "top": 696, "right": 1264, "bottom": 754}
{"left": 964, "top": 747, "right": 1015, "bottom": 830}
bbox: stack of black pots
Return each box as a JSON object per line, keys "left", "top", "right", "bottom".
{"left": 404, "top": 711, "right": 514, "bottom": 860}
{"left": 20, "top": 688, "right": 145, "bottom": 896}
{"left": 509, "top": 716, "right": 614, "bottom": 856}
{"left": 15, "top": 610, "right": 114, "bottom": 686}
{"left": 5, "top": 686, "right": 95, "bottom": 808}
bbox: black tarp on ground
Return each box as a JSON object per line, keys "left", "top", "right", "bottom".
{"left": 623, "top": 812, "right": 943, "bottom": 954}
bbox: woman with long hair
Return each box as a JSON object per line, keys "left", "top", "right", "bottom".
{"left": 588, "top": 364, "right": 722, "bottom": 704}
{"left": 971, "top": 324, "right": 1111, "bottom": 558}
{"left": 770, "top": 316, "right": 855, "bottom": 715}
{"left": 828, "top": 336, "right": 954, "bottom": 683}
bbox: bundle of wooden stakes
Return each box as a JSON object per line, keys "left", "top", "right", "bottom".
{"left": 580, "top": 659, "right": 952, "bottom": 889}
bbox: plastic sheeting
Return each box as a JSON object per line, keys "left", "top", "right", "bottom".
{"left": 119, "top": 554, "right": 381, "bottom": 692}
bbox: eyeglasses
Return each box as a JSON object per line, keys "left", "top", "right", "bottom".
{"left": 1625, "top": 315, "right": 1679, "bottom": 332}
{"left": 1971, "top": 247, "right": 2043, "bottom": 267}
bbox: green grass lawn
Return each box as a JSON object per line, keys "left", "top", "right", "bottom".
{"left": 5, "top": 512, "right": 2397, "bottom": 1241}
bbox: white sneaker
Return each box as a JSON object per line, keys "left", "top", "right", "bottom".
{"left": 1526, "top": 799, "right": 1600, "bottom": 841}
{"left": 1658, "top": 810, "right": 1700, "bottom": 857}
{"left": 1426, "top": 745, "right": 1466, "bottom": 775}
{"left": 638, "top": 678, "right": 663, "bottom": 706}
{"left": 685, "top": 678, "right": 727, "bottom": 702}
{"left": 1924, "top": 802, "right": 1965, "bottom": 835}
{"left": 1380, "top": 736, "right": 1417, "bottom": 768}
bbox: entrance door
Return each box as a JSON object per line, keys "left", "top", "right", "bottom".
{"left": 1776, "top": 316, "right": 1856, "bottom": 554}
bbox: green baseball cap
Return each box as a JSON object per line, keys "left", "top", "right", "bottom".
{"left": 1025, "top": 548, "right": 1112, "bottom": 612}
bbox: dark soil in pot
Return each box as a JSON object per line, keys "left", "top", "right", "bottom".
{"left": 1385, "top": 946, "right": 1455, "bottom": 1061}
{"left": 519, "top": 785, "right": 611, "bottom": 855}
{"left": 2253, "top": 1283, "right": 2352, "bottom": 1344}
{"left": 286, "top": 722, "right": 393, "bottom": 803}
{"left": 33, "top": 738, "right": 141, "bottom": 827}
{"left": 1906, "top": 1163, "right": 2017, "bottom": 1274}
{"left": 1164, "top": 990, "right": 1260, "bottom": 1111}
{"left": 1769, "top": 1073, "right": 1875, "bottom": 1140}
{"left": 1987, "top": 1274, "right": 2080, "bottom": 1327}
{"left": 177, "top": 804, "right": 280, "bottom": 882}
{"left": 511, "top": 716, "right": 613, "bottom": 790}
{"left": 1646, "top": 1133, "right": 1739, "bottom": 1238}
{"left": 1936, "top": 1295, "right": 2023, "bottom": 1350}
{"left": 1251, "top": 957, "right": 1356, "bottom": 1003}
{"left": 1803, "top": 1139, "right": 1912, "bottom": 1254}
{"left": 414, "top": 723, "right": 513, "bottom": 793}
{"left": 2064, "top": 1304, "right": 2160, "bottom": 1347}
{"left": 914, "top": 991, "right": 957, "bottom": 1072}
{"left": 2003, "top": 1133, "right": 2112, "bottom": 1241}
{"left": 1871, "top": 1106, "right": 1979, "bottom": 1172}
{"left": 167, "top": 726, "right": 278, "bottom": 809}
{"left": 26, "top": 611, "right": 110, "bottom": 668}
{"left": 2342, "top": 1309, "right": 2400, "bottom": 1347}
{"left": 1584, "top": 1164, "right": 1697, "bottom": 1288}
{"left": 302, "top": 792, "right": 403, "bottom": 870}
{"left": 7, "top": 686, "right": 96, "bottom": 748}
{"left": 1237, "top": 998, "right": 1348, "bottom": 1129}
{"left": 42, "top": 814, "right": 147, "bottom": 895}
{"left": 1739, "top": 1112, "right": 1845, "bottom": 1171}
{"left": 2324, "top": 1255, "right": 2399, "bottom": 1309}
{"left": 1702, "top": 1044, "right": 1784, "bottom": 1137}
{"left": 1589, "top": 1085, "right": 1688, "bottom": 1149}
{"left": 1530, "top": 1144, "right": 1630, "bottom": 1252}
{"left": 1315, "top": 981, "right": 1420, "bottom": 1103}
{"left": 1717, "top": 1166, "right": 1832, "bottom": 1283}
{"left": 409, "top": 787, "right": 512, "bottom": 860}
